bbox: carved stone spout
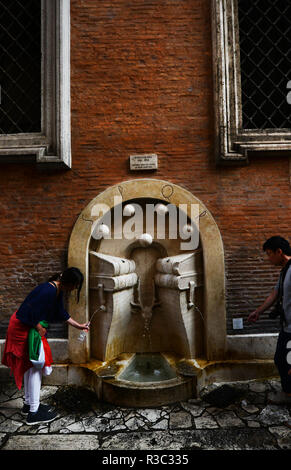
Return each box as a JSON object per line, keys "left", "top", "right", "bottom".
{"left": 131, "top": 278, "right": 161, "bottom": 324}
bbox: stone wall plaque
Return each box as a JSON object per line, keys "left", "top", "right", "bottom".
{"left": 130, "top": 154, "right": 158, "bottom": 170}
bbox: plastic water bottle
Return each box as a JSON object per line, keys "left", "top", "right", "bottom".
{"left": 77, "top": 331, "right": 87, "bottom": 342}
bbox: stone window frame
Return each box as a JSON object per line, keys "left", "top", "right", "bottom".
{"left": 0, "top": 0, "right": 71, "bottom": 169}
{"left": 211, "top": 0, "right": 291, "bottom": 165}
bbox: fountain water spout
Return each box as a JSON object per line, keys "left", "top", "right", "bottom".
{"left": 130, "top": 279, "right": 160, "bottom": 324}
{"left": 97, "top": 283, "right": 106, "bottom": 311}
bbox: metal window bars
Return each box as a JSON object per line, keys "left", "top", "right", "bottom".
{"left": 0, "top": 0, "right": 41, "bottom": 134}
{"left": 238, "top": 0, "right": 291, "bottom": 130}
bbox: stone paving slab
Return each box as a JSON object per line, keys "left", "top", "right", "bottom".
{"left": 0, "top": 378, "right": 290, "bottom": 451}
{"left": 100, "top": 429, "right": 279, "bottom": 451}
{"left": 2, "top": 434, "right": 100, "bottom": 450}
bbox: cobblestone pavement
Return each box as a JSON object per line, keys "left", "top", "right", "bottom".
{"left": 0, "top": 378, "right": 290, "bottom": 451}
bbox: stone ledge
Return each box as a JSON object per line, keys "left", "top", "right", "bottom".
{"left": 0, "top": 339, "right": 68, "bottom": 364}
{"left": 1, "top": 333, "right": 277, "bottom": 366}
{"left": 227, "top": 333, "right": 278, "bottom": 360}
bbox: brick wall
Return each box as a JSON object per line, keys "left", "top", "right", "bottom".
{"left": 0, "top": 0, "right": 289, "bottom": 337}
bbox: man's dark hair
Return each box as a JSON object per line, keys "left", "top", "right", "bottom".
{"left": 263, "top": 236, "right": 291, "bottom": 255}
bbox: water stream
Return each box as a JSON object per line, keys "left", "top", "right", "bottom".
{"left": 141, "top": 310, "right": 153, "bottom": 352}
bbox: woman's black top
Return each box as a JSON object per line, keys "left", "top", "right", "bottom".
{"left": 16, "top": 282, "right": 70, "bottom": 327}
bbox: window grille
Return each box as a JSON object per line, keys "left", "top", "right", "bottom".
{"left": 0, "top": 0, "right": 41, "bottom": 134}
{"left": 238, "top": 0, "right": 291, "bottom": 130}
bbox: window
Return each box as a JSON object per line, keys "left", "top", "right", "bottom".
{"left": 0, "top": 0, "right": 41, "bottom": 134}
{"left": 0, "top": 0, "right": 71, "bottom": 168}
{"left": 212, "top": 0, "right": 291, "bottom": 164}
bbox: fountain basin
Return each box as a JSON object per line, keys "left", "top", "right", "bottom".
{"left": 117, "top": 353, "right": 177, "bottom": 383}
{"left": 91, "top": 352, "right": 198, "bottom": 407}
{"left": 42, "top": 357, "right": 278, "bottom": 408}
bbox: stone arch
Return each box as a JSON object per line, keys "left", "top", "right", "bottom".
{"left": 68, "top": 179, "right": 226, "bottom": 363}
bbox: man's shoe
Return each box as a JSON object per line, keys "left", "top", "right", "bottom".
{"left": 21, "top": 403, "right": 52, "bottom": 416}
{"left": 26, "top": 406, "right": 58, "bottom": 425}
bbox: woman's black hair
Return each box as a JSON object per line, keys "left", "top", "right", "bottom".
{"left": 48, "top": 267, "right": 84, "bottom": 302}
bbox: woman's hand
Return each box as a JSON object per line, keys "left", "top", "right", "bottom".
{"left": 36, "top": 323, "right": 47, "bottom": 337}
{"left": 67, "top": 317, "right": 90, "bottom": 331}
{"left": 80, "top": 322, "right": 90, "bottom": 332}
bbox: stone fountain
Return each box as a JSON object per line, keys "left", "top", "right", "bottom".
{"left": 67, "top": 179, "right": 228, "bottom": 407}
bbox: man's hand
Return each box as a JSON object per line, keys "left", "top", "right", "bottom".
{"left": 247, "top": 289, "right": 278, "bottom": 324}
{"left": 247, "top": 310, "right": 260, "bottom": 323}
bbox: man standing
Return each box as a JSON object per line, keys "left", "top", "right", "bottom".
{"left": 248, "top": 236, "right": 291, "bottom": 403}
